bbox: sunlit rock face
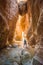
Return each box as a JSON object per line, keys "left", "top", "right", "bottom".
{"left": 14, "top": 0, "right": 32, "bottom": 42}
{"left": 26, "top": 0, "right": 32, "bottom": 37}
{"left": 14, "top": 14, "right": 30, "bottom": 41}
{"left": 17, "top": 0, "right": 27, "bottom": 3}
{"left": 0, "top": 0, "right": 18, "bottom": 48}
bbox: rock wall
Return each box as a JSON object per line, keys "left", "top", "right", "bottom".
{"left": 27, "top": 0, "right": 43, "bottom": 46}
{"left": 32, "top": 0, "right": 43, "bottom": 64}
{"left": 0, "top": 0, "right": 43, "bottom": 49}
{"left": 0, "top": 0, "right": 18, "bottom": 48}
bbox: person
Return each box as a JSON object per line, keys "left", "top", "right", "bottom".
{"left": 24, "top": 39, "right": 27, "bottom": 48}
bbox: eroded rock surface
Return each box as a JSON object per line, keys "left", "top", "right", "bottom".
{"left": 0, "top": 47, "right": 32, "bottom": 65}
{"left": 0, "top": 0, "right": 18, "bottom": 48}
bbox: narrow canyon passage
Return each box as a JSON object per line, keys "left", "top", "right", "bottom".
{"left": 0, "top": 0, "right": 43, "bottom": 65}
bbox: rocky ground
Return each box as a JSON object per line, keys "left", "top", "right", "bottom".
{"left": 0, "top": 45, "right": 34, "bottom": 65}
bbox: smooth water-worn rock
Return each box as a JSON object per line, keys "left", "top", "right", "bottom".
{"left": 13, "top": 62, "right": 19, "bottom": 65}
{"left": 0, "top": 47, "right": 32, "bottom": 65}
